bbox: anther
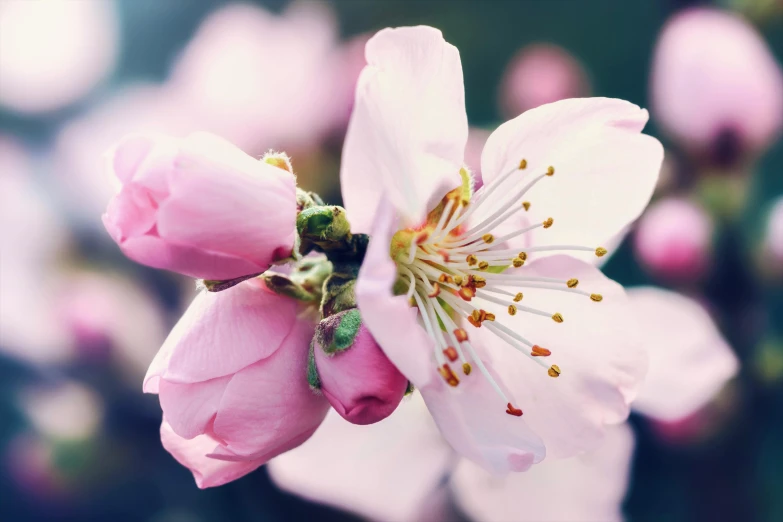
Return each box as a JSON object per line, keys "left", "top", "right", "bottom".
{"left": 454, "top": 328, "right": 469, "bottom": 342}
{"left": 482, "top": 233, "right": 495, "bottom": 244}
{"left": 467, "top": 316, "right": 482, "bottom": 328}
{"left": 438, "top": 273, "right": 453, "bottom": 284}
{"left": 590, "top": 293, "right": 603, "bottom": 302}
{"left": 484, "top": 312, "right": 496, "bottom": 321}
{"left": 531, "top": 345, "right": 551, "bottom": 357}
{"left": 506, "top": 403, "right": 523, "bottom": 416}
{"left": 458, "top": 286, "right": 475, "bottom": 301}
{"left": 454, "top": 275, "right": 464, "bottom": 286}
{"left": 546, "top": 166, "right": 555, "bottom": 176}
{"left": 519, "top": 159, "right": 527, "bottom": 170}
{"left": 471, "top": 310, "right": 481, "bottom": 322}
{"left": 543, "top": 217, "right": 554, "bottom": 228}
{"left": 472, "top": 275, "right": 487, "bottom": 288}
{"left": 522, "top": 201, "right": 531, "bottom": 211}
{"left": 548, "top": 365, "right": 562, "bottom": 378}
{"left": 595, "top": 247, "right": 608, "bottom": 257}
{"left": 512, "top": 257, "right": 525, "bottom": 268}
{"left": 518, "top": 252, "right": 528, "bottom": 261}
{"left": 466, "top": 254, "right": 478, "bottom": 266}
{"left": 478, "top": 261, "right": 489, "bottom": 270}
{"left": 513, "top": 292, "right": 523, "bottom": 302}
{"left": 462, "top": 363, "right": 472, "bottom": 375}
{"left": 428, "top": 283, "right": 441, "bottom": 298}
{"left": 552, "top": 313, "right": 564, "bottom": 323}
{"left": 567, "top": 278, "right": 579, "bottom": 288}
{"left": 508, "top": 304, "right": 517, "bottom": 316}
{"left": 443, "top": 347, "right": 458, "bottom": 362}
{"left": 439, "top": 364, "right": 460, "bottom": 387}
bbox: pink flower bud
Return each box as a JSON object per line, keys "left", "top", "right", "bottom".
{"left": 313, "top": 310, "right": 408, "bottom": 425}
{"left": 651, "top": 8, "right": 783, "bottom": 163}
{"left": 498, "top": 44, "right": 589, "bottom": 119}
{"left": 634, "top": 198, "right": 713, "bottom": 279}
{"left": 102, "top": 132, "right": 297, "bottom": 280}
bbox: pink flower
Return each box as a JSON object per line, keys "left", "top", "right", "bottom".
{"left": 102, "top": 132, "right": 297, "bottom": 280}
{"left": 633, "top": 197, "right": 713, "bottom": 280}
{"left": 341, "top": 26, "right": 663, "bottom": 472}
{"left": 499, "top": 44, "right": 590, "bottom": 119}
{"left": 651, "top": 8, "right": 783, "bottom": 163}
{"left": 145, "top": 278, "right": 329, "bottom": 488}
{"left": 313, "top": 310, "right": 409, "bottom": 425}
{"left": 269, "top": 287, "right": 738, "bottom": 522}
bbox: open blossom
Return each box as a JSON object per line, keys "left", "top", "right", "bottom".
{"left": 103, "top": 132, "right": 297, "bottom": 280}
{"left": 343, "top": 26, "right": 663, "bottom": 472}
{"left": 651, "top": 8, "right": 783, "bottom": 164}
{"left": 269, "top": 287, "right": 738, "bottom": 521}
{"left": 146, "top": 278, "right": 329, "bottom": 488}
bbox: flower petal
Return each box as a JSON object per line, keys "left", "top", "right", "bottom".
{"left": 268, "top": 395, "right": 453, "bottom": 522}
{"left": 356, "top": 199, "right": 435, "bottom": 386}
{"left": 627, "top": 287, "right": 738, "bottom": 422}
{"left": 451, "top": 423, "right": 635, "bottom": 522}
{"left": 341, "top": 26, "right": 468, "bottom": 233}
{"left": 160, "top": 419, "right": 264, "bottom": 489}
{"left": 472, "top": 255, "right": 646, "bottom": 459}
{"left": 480, "top": 98, "right": 662, "bottom": 262}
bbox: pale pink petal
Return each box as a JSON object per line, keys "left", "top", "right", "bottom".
{"left": 341, "top": 26, "right": 468, "bottom": 233}
{"left": 627, "top": 287, "right": 738, "bottom": 422}
{"left": 356, "top": 199, "right": 436, "bottom": 386}
{"left": 480, "top": 98, "right": 662, "bottom": 263}
{"left": 472, "top": 256, "right": 646, "bottom": 459}
{"left": 159, "top": 377, "right": 231, "bottom": 440}
{"left": 160, "top": 419, "right": 264, "bottom": 489}
{"left": 451, "top": 423, "right": 635, "bottom": 522}
{"left": 651, "top": 8, "right": 783, "bottom": 154}
{"left": 149, "top": 279, "right": 297, "bottom": 385}
{"left": 268, "top": 395, "right": 453, "bottom": 522}
{"left": 211, "top": 314, "right": 328, "bottom": 457}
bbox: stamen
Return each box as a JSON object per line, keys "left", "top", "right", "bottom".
{"left": 463, "top": 363, "right": 472, "bottom": 375}
{"left": 506, "top": 403, "right": 523, "bottom": 416}
{"left": 428, "top": 283, "right": 441, "bottom": 298}
{"left": 519, "top": 159, "right": 527, "bottom": 169}
{"left": 543, "top": 217, "right": 554, "bottom": 228}
{"left": 567, "top": 278, "right": 579, "bottom": 288}
{"left": 443, "top": 347, "right": 459, "bottom": 362}
{"left": 546, "top": 166, "right": 555, "bottom": 176}
{"left": 552, "top": 313, "right": 564, "bottom": 323}
{"left": 548, "top": 365, "right": 562, "bottom": 378}
{"left": 522, "top": 201, "right": 531, "bottom": 211}
{"left": 482, "top": 233, "right": 494, "bottom": 244}
{"left": 514, "top": 292, "right": 523, "bottom": 302}
{"left": 595, "top": 247, "right": 608, "bottom": 257}
{"left": 531, "top": 345, "right": 551, "bottom": 357}
{"left": 590, "top": 293, "right": 603, "bottom": 302}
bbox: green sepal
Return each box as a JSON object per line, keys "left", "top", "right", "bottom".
{"left": 306, "top": 339, "right": 321, "bottom": 391}
{"left": 200, "top": 272, "right": 263, "bottom": 292}
{"left": 297, "top": 205, "right": 352, "bottom": 250}
{"left": 404, "top": 381, "right": 416, "bottom": 396}
{"left": 314, "top": 308, "right": 363, "bottom": 355}
{"left": 320, "top": 272, "right": 357, "bottom": 318}
{"left": 261, "top": 272, "right": 319, "bottom": 302}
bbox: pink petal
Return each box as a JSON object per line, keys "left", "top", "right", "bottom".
{"left": 341, "top": 26, "right": 468, "bottom": 233}
{"left": 160, "top": 419, "right": 264, "bottom": 489}
{"left": 109, "top": 134, "right": 155, "bottom": 184}
{"left": 480, "top": 98, "right": 663, "bottom": 263}
{"left": 451, "top": 423, "right": 635, "bottom": 522}
{"left": 210, "top": 314, "right": 328, "bottom": 458}
{"left": 149, "top": 279, "right": 298, "bottom": 386}
{"left": 355, "top": 199, "right": 436, "bottom": 386}
{"left": 472, "top": 255, "right": 647, "bottom": 459}
{"left": 268, "top": 395, "right": 453, "bottom": 522}
{"left": 627, "top": 287, "right": 738, "bottom": 422}
{"left": 158, "top": 376, "right": 230, "bottom": 440}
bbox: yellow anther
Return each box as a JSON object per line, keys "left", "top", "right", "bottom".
{"left": 543, "top": 217, "right": 554, "bottom": 228}
{"left": 546, "top": 166, "right": 555, "bottom": 176}
{"left": 548, "top": 364, "right": 561, "bottom": 378}
{"left": 472, "top": 275, "right": 486, "bottom": 283}
{"left": 512, "top": 257, "right": 524, "bottom": 268}
{"left": 454, "top": 275, "right": 464, "bottom": 286}
{"left": 466, "top": 254, "right": 478, "bottom": 266}
{"left": 513, "top": 292, "right": 523, "bottom": 302}
{"left": 522, "top": 201, "right": 531, "bottom": 211}
{"left": 519, "top": 158, "right": 527, "bottom": 170}
{"left": 484, "top": 312, "right": 496, "bottom": 321}
{"left": 518, "top": 252, "right": 528, "bottom": 261}
{"left": 471, "top": 309, "right": 481, "bottom": 322}
{"left": 463, "top": 363, "right": 472, "bottom": 375}
{"left": 590, "top": 293, "right": 603, "bottom": 302}
{"left": 508, "top": 304, "right": 517, "bottom": 316}
{"left": 478, "top": 261, "right": 489, "bottom": 270}
{"left": 482, "top": 233, "right": 495, "bottom": 244}
{"left": 595, "top": 247, "right": 608, "bottom": 257}
{"left": 552, "top": 313, "right": 564, "bottom": 323}
{"left": 567, "top": 278, "right": 579, "bottom": 288}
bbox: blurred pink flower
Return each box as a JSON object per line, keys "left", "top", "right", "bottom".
{"left": 651, "top": 8, "right": 783, "bottom": 163}
{"left": 499, "top": 44, "right": 590, "bottom": 119}
{"left": 633, "top": 197, "right": 714, "bottom": 280}
{"left": 269, "top": 287, "right": 737, "bottom": 522}
{"left": 103, "top": 132, "right": 297, "bottom": 280}
{"left": 167, "top": 1, "right": 342, "bottom": 154}
{"left": 342, "top": 26, "right": 662, "bottom": 472}
{"left": 313, "top": 310, "right": 409, "bottom": 425}
{"left": 0, "top": 0, "right": 119, "bottom": 113}
{"left": 145, "top": 278, "right": 329, "bottom": 488}
{"left": 330, "top": 33, "right": 371, "bottom": 133}
{"left": 766, "top": 197, "right": 783, "bottom": 262}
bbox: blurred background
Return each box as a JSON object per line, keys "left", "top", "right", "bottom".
{"left": 1, "top": 0, "right": 783, "bottom": 520}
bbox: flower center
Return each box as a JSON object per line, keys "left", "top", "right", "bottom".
{"left": 393, "top": 160, "right": 607, "bottom": 417}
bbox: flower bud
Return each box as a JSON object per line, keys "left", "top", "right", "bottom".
{"left": 102, "top": 132, "right": 297, "bottom": 280}
{"left": 312, "top": 309, "right": 408, "bottom": 425}
{"left": 634, "top": 198, "right": 713, "bottom": 280}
